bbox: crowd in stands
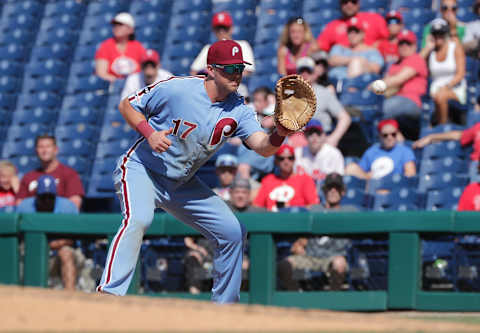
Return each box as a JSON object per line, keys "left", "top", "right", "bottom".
{"left": 3, "top": 0, "right": 480, "bottom": 293}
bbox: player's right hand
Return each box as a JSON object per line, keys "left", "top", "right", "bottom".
{"left": 148, "top": 128, "right": 173, "bottom": 153}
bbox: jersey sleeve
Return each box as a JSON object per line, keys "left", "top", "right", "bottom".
{"left": 235, "top": 105, "right": 263, "bottom": 141}
{"left": 303, "top": 176, "right": 319, "bottom": 205}
{"left": 402, "top": 146, "right": 416, "bottom": 164}
{"left": 460, "top": 124, "right": 480, "bottom": 146}
{"left": 94, "top": 40, "right": 109, "bottom": 60}
{"left": 128, "top": 80, "right": 169, "bottom": 118}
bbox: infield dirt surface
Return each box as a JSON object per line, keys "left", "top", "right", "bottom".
{"left": 1, "top": 285, "right": 479, "bottom": 332}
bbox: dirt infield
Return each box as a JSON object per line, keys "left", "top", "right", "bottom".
{"left": 0, "top": 286, "right": 479, "bottom": 333}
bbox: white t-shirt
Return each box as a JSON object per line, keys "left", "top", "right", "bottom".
{"left": 121, "top": 68, "right": 173, "bottom": 99}
{"left": 294, "top": 144, "right": 345, "bottom": 181}
{"left": 190, "top": 40, "right": 256, "bottom": 73}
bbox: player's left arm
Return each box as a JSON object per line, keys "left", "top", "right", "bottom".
{"left": 245, "top": 124, "right": 294, "bottom": 157}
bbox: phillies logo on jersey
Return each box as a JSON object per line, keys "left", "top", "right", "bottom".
{"left": 209, "top": 117, "right": 238, "bottom": 146}
{"left": 232, "top": 46, "right": 239, "bottom": 57}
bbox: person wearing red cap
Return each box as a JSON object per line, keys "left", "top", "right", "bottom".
{"left": 345, "top": 119, "right": 416, "bottom": 180}
{"left": 329, "top": 17, "right": 384, "bottom": 81}
{"left": 378, "top": 10, "right": 405, "bottom": 64}
{"left": 95, "top": 12, "right": 146, "bottom": 82}
{"left": 190, "top": 11, "right": 255, "bottom": 76}
{"left": 317, "top": 0, "right": 388, "bottom": 52}
{"left": 378, "top": 29, "right": 428, "bottom": 140}
{"left": 253, "top": 144, "right": 319, "bottom": 211}
{"left": 97, "top": 39, "right": 295, "bottom": 303}
{"left": 121, "top": 49, "right": 173, "bottom": 99}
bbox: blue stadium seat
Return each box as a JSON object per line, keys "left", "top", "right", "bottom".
{"left": 55, "top": 123, "right": 98, "bottom": 142}
{"left": 39, "top": 14, "right": 83, "bottom": 31}
{"left": 229, "top": 10, "right": 257, "bottom": 26}
{"left": 0, "top": 44, "right": 28, "bottom": 61}
{"left": 342, "top": 175, "right": 366, "bottom": 190}
{"left": 0, "top": 76, "right": 21, "bottom": 93}
{"left": 130, "top": 0, "right": 173, "bottom": 15}
{"left": 303, "top": 0, "right": 339, "bottom": 12}
{"left": 418, "top": 173, "right": 469, "bottom": 193}
{"left": 9, "top": 155, "right": 41, "bottom": 176}
{"left": 0, "top": 92, "right": 16, "bottom": 109}
{"left": 16, "top": 92, "right": 62, "bottom": 109}
{"left": 248, "top": 73, "right": 281, "bottom": 93}
{"left": 7, "top": 124, "right": 50, "bottom": 142}
{"left": 368, "top": 174, "right": 418, "bottom": 194}
{"left": 402, "top": 8, "right": 436, "bottom": 27}
{"left": 303, "top": 9, "right": 342, "bottom": 26}
{"left": 253, "top": 41, "right": 278, "bottom": 60}
{"left": 69, "top": 60, "right": 95, "bottom": 77}
{"left": 11, "top": 108, "right": 57, "bottom": 126}
{"left": 162, "top": 57, "right": 194, "bottom": 76}
{"left": 260, "top": 0, "right": 303, "bottom": 11}
{"left": 77, "top": 26, "right": 111, "bottom": 46}
{"left": 0, "top": 29, "right": 36, "bottom": 46}
{"left": 0, "top": 14, "right": 39, "bottom": 31}
{"left": 422, "top": 235, "right": 457, "bottom": 290}
{"left": 341, "top": 188, "right": 368, "bottom": 209}
{"left": 457, "top": 6, "right": 478, "bottom": 22}
{"left": 44, "top": 0, "right": 86, "bottom": 17}
{"left": 95, "top": 140, "right": 132, "bottom": 159}
{"left": 99, "top": 124, "right": 137, "bottom": 142}
{"left": 419, "top": 157, "right": 469, "bottom": 178}
{"left": 169, "top": 11, "right": 210, "bottom": 29}
{"left": 349, "top": 238, "right": 388, "bottom": 290}
{"left": 420, "top": 123, "right": 466, "bottom": 138}
{"left": 35, "top": 28, "right": 77, "bottom": 46}
{"left": 73, "top": 45, "right": 97, "bottom": 62}
{"left": 25, "top": 59, "right": 69, "bottom": 77}
{"left": 66, "top": 75, "right": 110, "bottom": 94}
{"left": 213, "top": 0, "right": 257, "bottom": 12}
{"left": 1, "top": 139, "right": 36, "bottom": 159}
{"left": 0, "top": 60, "right": 23, "bottom": 76}
{"left": 2, "top": 1, "right": 44, "bottom": 17}
{"left": 62, "top": 91, "right": 108, "bottom": 110}
{"left": 57, "top": 106, "right": 101, "bottom": 126}
{"left": 340, "top": 89, "right": 381, "bottom": 109}
{"left": 372, "top": 188, "right": 420, "bottom": 211}
{"left": 425, "top": 187, "right": 464, "bottom": 210}
{"left": 58, "top": 139, "right": 95, "bottom": 157}
{"left": 342, "top": 74, "right": 381, "bottom": 91}
{"left": 468, "top": 161, "right": 479, "bottom": 182}
{"left": 420, "top": 141, "right": 467, "bottom": 160}
{"left": 172, "top": 0, "right": 211, "bottom": 15}
{"left": 254, "top": 57, "right": 277, "bottom": 75}
{"left": 86, "top": 0, "right": 130, "bottom": 16}
{"left": 165, "top": 26, "right": 210, "bottom": 44}
{"left": 30, "top": 43, "right": 73, "bottom": 61}
{"left": 233, "top": 25, "right": 256, "bottom": 43}
{"left": 254, "top": 25, "right": 284, "bottom": 45}
{"left": 256, "top": 10, "right": 291, "bottom": 29}
{"left": 163, "top": 41, "right": 203, "bottom": 59}
{"left": 22, "top": 75, "right": 67, "bottom": 94}
{"left": 58, "top": 155, "right": 91, "bottom": 176}
{"left": 391, "top": 0, "right": 433, "bottom": 9}
{"left": 0, "top": 110, "right": 10, "bottom": 126}
{"left": 361, "top": 0, "right": 388, "bottom": 10}
{"left": 136, "top": 26, "right": 168, "bottom": 48}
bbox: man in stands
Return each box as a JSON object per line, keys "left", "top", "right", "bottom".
{"left": 253, "top": 144, "right": 319, "bottom": 211}
{"left": 16, "top": 134, "right": 84, "bottom": 210}
{"left": 294, "top": 119, "right": 345, "bottom": 183}
{"left": 378, "top": 10, "right": 404, "bottom": 65}
{"left": 213, "top": 154, "right": 239, "bottom": 201}
{"left": 345, "top": 119, "right": 417, "bottom": 179}
{"left": 17, "top": 175, "right": 79, "bottom": 291}
{"left": 190, "top": 11, "right": 255, "bottom": 76}
{"left": 317, "top": 0, "right": 388, "bottom": 52}
{"left": 121, "top": 49, "right": 172, "bottom": 99}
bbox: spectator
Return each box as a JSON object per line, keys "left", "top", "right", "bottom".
{"left": 345, "top": 119, "right": 417, "bottom": 179}
{"left": 95, "top": 13, "right": 146, "bottom": 82}
{"left": 17, "top": 175, "right": 78, "bottom": 291}
{"left": 253, "top": 144, "right": 319, "bottom": 211}
{"left": 16, "top": 135, "right": 85, "bottom": 210}
{"left": 423, "top": 18, "right": 466, "bottom": 124}
{"left": 277, "top": 17, "right": 318, "bottom": 76}
{"left": 421, "top": 0, "right": 466, "bottom": 50}
{"left": 294, "top": 119, "right": 345, "bottom": 182}
{"left": 277, "top": 173, "right": 351, "bottom": 291}
{"left": 226, "top": 177, "right": 266, "bottom": 213}
{"left": 190, "top": 11, "right": 255, "bottom": 75}
{"left": 458, "top": 163, "right": 480, "bottom": 210}
{"left": 120, "top": 49, "right": 173, "bottom": 99}
{"left": 379, "top": 30, "right": 428, "bottom": 140}
{"left": 378, "top": 10, "right": 404, "bottom": 65}
{"left": 463, "top": 0, "right": 480, "bottom": 57}
{"left": 183, "top": 235, "right": 215, "bottom": 294}
{"left": 317, "top": 0, "right": 388, "bottom": 52}
{"left": 311, "top": 50, "right": 335, "bottom": 91}
{"left": 296, "top": 56, "right": 351, "bottom": 147}
{"left": 412, "top": 122, "right": 480, "bottom": 161}
{"left": 0, "top": 160, "right": 19, "bottom": 209}
{"left": 213, "top": 154, "right": 238, "bottom": 201}
{"left": 328, "top": 17, "right": 384, "bottom": 82}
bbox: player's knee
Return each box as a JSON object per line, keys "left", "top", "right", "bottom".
{"left": 131, "top": 211, "right": 154, "bottom": 229}
{"left": 224, "top": 222, "right": 245, "bottom": 245}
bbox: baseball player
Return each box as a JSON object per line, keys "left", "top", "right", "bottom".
{"left": 96, "top": 40, "right": 293, "bottom": 303}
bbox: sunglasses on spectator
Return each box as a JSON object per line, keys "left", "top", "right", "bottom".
{"left": 298, "top": 67, "right": 313, "bottom": 74}
{"left": 381, "top": 131, "right": 397, "bottom": 138}
{"left": 441, "top": 5, "right": 457, "bottom": 11}
{"left": 212, "top": 64, "right": 245, "bottom": 74}
{"left": 341, "top": 0, "right": 358, "bottom": 5}
{"left": 387, "top": 18, "right": 402, "bottom": 25}
{"left": 277, "top": 156, "right": 295, "bottom": 161}
{"left": 398, "top": 40, "right": 413, "bottom": 46}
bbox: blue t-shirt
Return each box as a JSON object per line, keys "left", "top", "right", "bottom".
{"left": 237, "top": 141, "right": 274, "bottom": 180}
{"left": 16, "top": 197, "right": 79, "bottom": 214}
{"left": 359, "top": 143, "right": 415, "bottom": 179}
{"left": 329, "top": 45, "right": 384, "bottom": 81}
{"left": 128, "top": 76, "right": 262, "bottom": 183}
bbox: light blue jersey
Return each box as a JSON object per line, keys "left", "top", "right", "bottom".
{"left": 128, "top": 76, "right": 261, "bottom": 183}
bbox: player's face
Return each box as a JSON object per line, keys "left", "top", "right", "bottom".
{"left": 276, "top": 152, "right": 295, "bottom": 174}
{"left": 289, "top": 23, "right": 305, "bottom": 46}
{"left": 211, "top": 64, "right": 243, "bottom": 94}
{"left": 35, "top": 138, "right": 58, "bottom": 163}
{"left": 380, "top": 124, "right": 398, "bottom": 149}
{"left": 216, "top": 166, "right": 237, "bottom": 187}
{"left": 230, "top": 187, "right": 250, "bottom": 209}
{"left": 0, "top": 168, "right": 14, "bottom": 191}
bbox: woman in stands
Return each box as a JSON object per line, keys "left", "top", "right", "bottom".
{"left": 423, "top": 18, "right": 466, "bottom": 124}
{"left": 95, "top": 12, "right": 146, "bottom": 82}
{"left": 277, "top": 17, "right": 318, "bottom": 76}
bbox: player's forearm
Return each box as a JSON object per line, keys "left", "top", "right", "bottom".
{"left": 119, "top": 98, "right": 148, "bottom": 130}
{"left": 247, "top": 131, "right": 285, "bottom": 157}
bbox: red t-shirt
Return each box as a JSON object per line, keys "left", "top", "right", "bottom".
{"left": 17, "top": 163, "right": 85, "bottom": 199}
{"left": 0, "top": 188, "right": 15, "bottom": 208}
{"left": 458, "top": 183, "right": 480, "bottom": 211}
{"left": 317, "top": 12, "right": 389, "bottom": 52}
{"left": 253, "top": 173, "right": 319, "bottom": 211}
{"left": 378, "top": 39, "right": 399, "bottom": 63}
{"left": 387, "top": 53, "right": 427, "bottom": 107}
{"left": 95, "top": 38, "right": 146, "bottom": 78}
{"left": 461, "top": 123, "right": 480, "bottom": 161}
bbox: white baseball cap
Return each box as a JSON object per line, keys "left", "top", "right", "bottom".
{"left": 111, "top": 12, "right": 135, "bottom": 29}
